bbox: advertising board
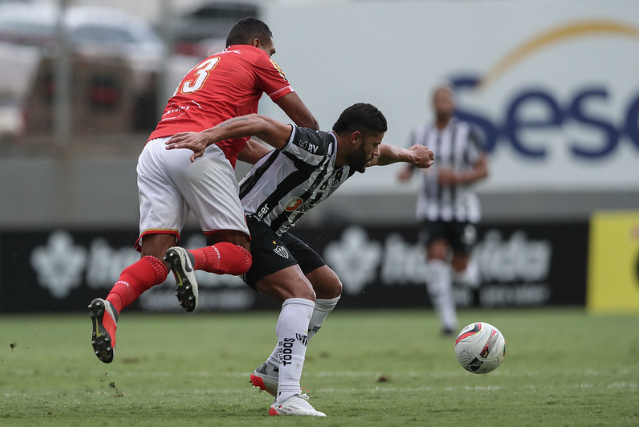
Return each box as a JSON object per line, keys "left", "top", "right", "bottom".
{"left": 0, "top": 222, "right": 588, "bottom": 313}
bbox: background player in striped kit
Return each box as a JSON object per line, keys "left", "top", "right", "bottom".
{"left": 398, "top": 83, "right": 489, "bottom": 336}
{"left": 165, "top": 103, "right": 434, "bottom": 416}
{"left": 88, "top": 17, "right": 318, "bottom": 365}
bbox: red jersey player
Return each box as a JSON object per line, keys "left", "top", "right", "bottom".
{"left": 88, "top": 18, "right": 318, "bottom": 364}
{"left": 149, "top": 41, "right": 301, "bottom": 167}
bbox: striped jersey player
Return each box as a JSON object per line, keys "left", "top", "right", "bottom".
{"left": 411, "top": 117, "right": 484, "bottom": 223}
{"left": 164, "top": 103, "right": 435, "bottom": 417}
{"left": 399, "top": 83, "right": 489, "bottom": 336}
{"left": 239, "top": 126, "right": 352, "bottom": 236}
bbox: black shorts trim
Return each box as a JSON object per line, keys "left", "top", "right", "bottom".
{"left": 244, "top": 217, "right": 325, "bottom": 289}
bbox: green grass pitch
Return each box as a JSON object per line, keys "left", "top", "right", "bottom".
{"left": 1, "top": 308, "right": 638, "bottom": 426}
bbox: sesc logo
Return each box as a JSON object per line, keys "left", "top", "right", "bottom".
{"left": 448, "top": 20, "right": 639, "bottom": 159}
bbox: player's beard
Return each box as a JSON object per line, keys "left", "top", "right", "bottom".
{"left": 347, "top": 145, "right": 370, "bottom": 173}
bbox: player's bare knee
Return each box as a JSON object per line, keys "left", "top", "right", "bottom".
{"left": 298, "top": 288, "right": 316, "bottom": 301}
{"left": 288, "top": 276, "right": 316, "bottom": 300}
{"left": 306, "top": 266, "right": 342, "bottom": 299}
{"left": 322, "top": 276, "right": 342, "bottom": 299}
{"left": 272, "top": 286, "right": 315, "bottom": 302}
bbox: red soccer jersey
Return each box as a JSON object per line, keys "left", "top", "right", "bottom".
{"left": 148, "top": 45, "right": 294, "bottom": 167}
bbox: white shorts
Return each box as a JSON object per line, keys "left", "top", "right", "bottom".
{"left": 135, "top": 137, "right": 249, "bottom": 250}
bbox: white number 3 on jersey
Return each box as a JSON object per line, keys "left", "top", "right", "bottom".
{"left": 177, "top": 57, "right": 221, "bottom": 95}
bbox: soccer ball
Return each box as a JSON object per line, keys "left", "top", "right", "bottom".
{"left": 454, "top": 322, "right": 506, "bottom": 374}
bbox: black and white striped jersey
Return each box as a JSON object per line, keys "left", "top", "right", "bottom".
{"left": 410, "top": 118, "right": 484, "bottom": 223}
{"left": 239, "top": 125, "right": 353, "bottom": 236}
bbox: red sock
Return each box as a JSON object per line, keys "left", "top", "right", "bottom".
{"left": 188, "top": 242, "right": 252, "bottom": 276}
{"left": 107, "top": 256, "right": 168, "bottom": 313}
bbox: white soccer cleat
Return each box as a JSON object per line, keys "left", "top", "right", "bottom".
{"left": 268, "top": 394, "right": 326, "bottom": 417}
{"left": 164, "top": 246, "right": 198, "bottom": 312}
{"left": 250, "top": 363, "right": 278, "bottom": 396}
{"left": 269, "top": 394, "right": 326, "bottom": 417}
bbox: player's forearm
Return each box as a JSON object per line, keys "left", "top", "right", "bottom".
{"left": 375, "top": 144, "right": 409, "bottom": 166}
{"left": 201, "top": 114, "right": 289, "bottom": 151}
{"left": 377, "top": 143, "right": 433, "bottom": 169}
{"left": 460, "top": 156, "right": 489, "bottom": 184}
{"left": 200, "top": 114, "right": 264, "bottom": 146}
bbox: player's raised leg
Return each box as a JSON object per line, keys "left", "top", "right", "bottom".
{"left": 164, "top": 144, "right": 253, "bottom": 311}
{"left": 165, "top": 229, "right": 252, "bottom": 312}
{"left": 89, "top": 233, "right": 172, "bottom": 363}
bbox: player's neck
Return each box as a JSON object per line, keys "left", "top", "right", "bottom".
{"left": 435, "top": 117, "right": 451, "bottom": 130}
{"left": 334, "top": 146, "right": 347, "bottom": 167}
{"left": 334, "top": 133, "right": 349, "bottom": 168}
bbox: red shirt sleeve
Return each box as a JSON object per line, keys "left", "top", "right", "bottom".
{"left": 254, "top": 55, "right": 294, "bottom": 101}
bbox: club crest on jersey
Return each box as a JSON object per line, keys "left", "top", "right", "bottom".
{"left": 284, "top": 197, "right": 304, "bottom": 212}
{"left": 270, "top": 59, "right": 288, "bottom": 82}
{"left": 273, "top": 245, "right": 289, "bottom": 259}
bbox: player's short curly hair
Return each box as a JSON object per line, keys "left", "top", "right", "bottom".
{"left": 332, "top": 103, "right": 388, "bottom": 137}
{"left": 226, "top": 17, "right": 273, "bottom": 47}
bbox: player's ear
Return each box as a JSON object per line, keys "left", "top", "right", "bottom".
{"left": 350, "top": 131, "right": 362, "bottom": 145}
{"left": 250, "top": 38, "right": 261, "bottom": 48}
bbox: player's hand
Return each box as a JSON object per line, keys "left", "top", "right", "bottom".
{"left": 165, "top": 132, "right": 210, "bottom": 162}
{"left": 408, "top": 144, "right": 434, "bottom": 169}
{"left": 438, "top": 168, "right": 458, "bottom": 185}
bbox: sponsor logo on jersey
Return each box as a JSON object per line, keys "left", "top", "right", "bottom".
{"left": 298, "top": 140, "right": 319, "bottom": 153}
{"left": 273, "top": 245, "right": 289, "bottom": 259}
{"left": 255, "top": 204, "right": 269, "bottom": 219}
{"left": 284, "top": 198, "right": 303, "bottom": 212}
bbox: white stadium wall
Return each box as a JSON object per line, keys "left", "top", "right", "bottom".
{"left": 261, "top": 0, "right": 639, "bottom": 194}
{"left": 1, "top": 0, "right": 638, "bottom": 228}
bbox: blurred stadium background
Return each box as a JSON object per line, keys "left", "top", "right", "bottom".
{"left": 0, "top": 0, "right": 638, "bottom": 316}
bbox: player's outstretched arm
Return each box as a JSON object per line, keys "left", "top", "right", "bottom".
{"left": 165, "top": 114, "right": 292, "bottom": 162}
{"left": 373, "top": 143, "right": 434, "bottom": 169}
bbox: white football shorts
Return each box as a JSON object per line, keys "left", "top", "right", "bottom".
{"left": 135, "top": 136, "right": 249, "bottom": 250}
